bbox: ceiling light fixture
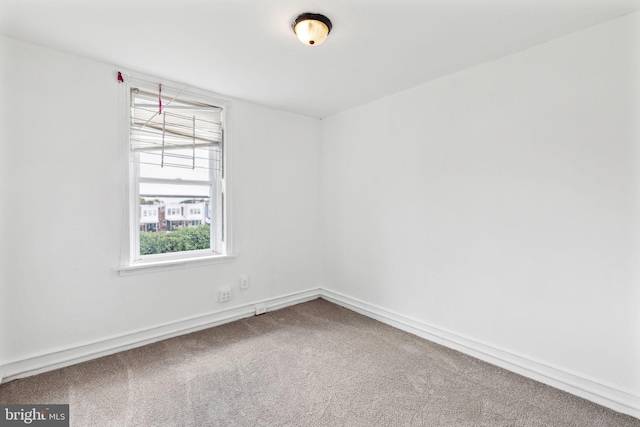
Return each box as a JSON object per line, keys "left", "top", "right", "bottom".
{"left": 292, "top": 13, "right": 332, "bottom": 46}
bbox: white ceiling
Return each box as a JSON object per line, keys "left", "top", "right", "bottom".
{"left": 1, "top": 0, "right": 639, "bottom": 118}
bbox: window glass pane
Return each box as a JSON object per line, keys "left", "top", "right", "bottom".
{"left": 139, "top": 183, "right": 212, "bottom": 256}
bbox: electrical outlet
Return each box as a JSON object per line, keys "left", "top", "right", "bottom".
{"left": 219, "top": 287, "right": 232, "bottom": 303}
{"left": 239, "top": 275, "right": 249, "bottom": 290}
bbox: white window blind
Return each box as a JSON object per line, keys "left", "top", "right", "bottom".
{"left": 130, "top": 87, "right": 223, "bottom": 173}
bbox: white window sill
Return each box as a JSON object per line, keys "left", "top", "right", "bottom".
{"left": 116, "top": 254, "right": 236, "bottom": 276}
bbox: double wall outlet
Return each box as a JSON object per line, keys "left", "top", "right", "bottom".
{"left": 239, "top": 275, "right": 249, "bottom": 290}
{"left": 219, "top": 287, "right": 232, "bottom": 303}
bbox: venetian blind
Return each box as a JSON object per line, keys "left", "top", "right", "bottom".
{"left": 130, "top": 86, "right": 223, "bottom": 171}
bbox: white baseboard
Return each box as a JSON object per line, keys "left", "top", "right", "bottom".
{"left": 319, "top": 288, "right": 640, "bottom": 420}
{"left": 0, "top": 288, "right": 321, "bottom": 384}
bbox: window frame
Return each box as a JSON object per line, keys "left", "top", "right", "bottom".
{"left": 118, "top": 72, "right": 233, "bottom": 273}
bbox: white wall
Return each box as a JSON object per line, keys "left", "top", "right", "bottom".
{"left": 320, "top": 11, "right": 640, "bottom": 404}
{"left": 0, "top": 35, "right": 321, "bottom": 370}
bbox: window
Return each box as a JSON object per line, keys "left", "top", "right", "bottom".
{"left": 127, "top": 76, "right": 227, "bottom": 263}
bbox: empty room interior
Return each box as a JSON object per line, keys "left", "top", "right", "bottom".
{"left": 1, "top": 0, "right": 640, "bottom": 425}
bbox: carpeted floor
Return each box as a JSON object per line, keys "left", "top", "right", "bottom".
{"left": 1, "top": 299, "right": 638, "bottom": 426}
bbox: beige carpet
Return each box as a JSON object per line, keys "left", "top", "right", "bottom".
{"left": 1, "top": 299, "right": 638, "bottom": 426}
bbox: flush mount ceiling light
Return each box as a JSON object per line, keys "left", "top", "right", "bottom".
{"left": 292, "top": 13, "right": 332, "bottom": 46}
